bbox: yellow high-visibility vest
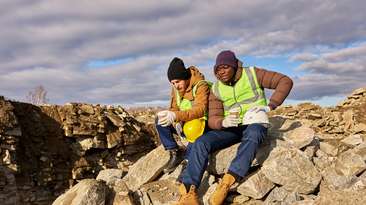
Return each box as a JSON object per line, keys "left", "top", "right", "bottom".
{"left": 174, "top": 80, "right": 212, "bottom": 120}
{"left": 212, "top": 67, "right": 267, "bottom": 124}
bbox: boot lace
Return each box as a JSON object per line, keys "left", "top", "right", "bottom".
{"left": 216, "top": 182, "right": 230, "bottom": 196}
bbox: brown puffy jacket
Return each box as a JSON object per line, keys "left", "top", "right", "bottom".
{"left": 169, "top": 66, "right": 210, "bottom": 123}
{"left": 208, "top": 61, "right": 293, "bottom": 130}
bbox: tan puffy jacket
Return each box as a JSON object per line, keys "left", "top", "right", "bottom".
{"left": 169, "top": 66, "right": 210, "bottom": 123}
{"left": 208, "top": 61, "right": 293, "bottom": 130}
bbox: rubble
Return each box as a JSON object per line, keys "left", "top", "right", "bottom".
{"left": 1, "top": 86, "right": 366, "bottom": 204}
{"left": 0, "top": 97, "right": 157, "bottom": 205}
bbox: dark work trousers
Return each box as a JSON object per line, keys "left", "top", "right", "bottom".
{"left": 182, "top": 123, "right": 267, "bottom": 187}
{"left": 155, "top": 117, "right": 211, "bottom": 160}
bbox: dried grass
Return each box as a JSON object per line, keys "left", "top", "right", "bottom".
{"left": 125, "top": 106, "right": 168, "bottom": 114}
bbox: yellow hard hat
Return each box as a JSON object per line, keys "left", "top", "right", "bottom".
{"left": 183, "top": 119, "right": 205, "bottom": 143}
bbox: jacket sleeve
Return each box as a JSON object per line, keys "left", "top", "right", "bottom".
{"left": 207, "top": 89, "right": 225, "bottom": 130}
{"left": 174, "top": 82, "right": 210, "bottom": 123}
{"left": 255, "top": 67, "right": 293, "bottom": 108}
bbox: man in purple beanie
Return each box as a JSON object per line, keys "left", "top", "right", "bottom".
{"left": 173, "top": 50, "right": 293, "bottom": 205}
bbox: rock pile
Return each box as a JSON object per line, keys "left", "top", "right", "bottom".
{"left": 269, "top": 86, "right": 366, "bottom": 139}
{"left": 2, "top": 86, "right": 366, "bottom": 205}
{"left": 52, "top": 86, "right": 366, "bottom": 205}
{"left": 0, "top": 98, "right": 157, "bottom": 205}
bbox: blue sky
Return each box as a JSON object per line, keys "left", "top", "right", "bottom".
{"left": 1, "top": 0, "right": 365, "bottom": 109}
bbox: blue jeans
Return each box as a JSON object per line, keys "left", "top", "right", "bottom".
{"left": 182, "top": 123, "right": 267, "bottom": 187}
{"left": 155, "top": 117, "right": 211, "bottom": 160}
{"left": 155, "top": 117, "right": 193, "bottom": 160}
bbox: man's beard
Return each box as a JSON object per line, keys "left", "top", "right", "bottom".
{"left": 178, "top": 90, "right": 185, "bottom": 97}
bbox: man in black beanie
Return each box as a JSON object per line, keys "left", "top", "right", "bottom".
{"left": 155, "top": 57, "right": 211, "bottom": 185}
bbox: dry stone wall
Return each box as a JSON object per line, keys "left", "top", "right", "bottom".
{"left": 0, "top": 97, "right": 158, "bottom": 205}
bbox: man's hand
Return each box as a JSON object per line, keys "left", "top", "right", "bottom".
{"left": 247, "top": 105, "right": 271, "bottom": 113}
{"left": 158, "top": 111, "right": 176, "bottom": 127}
{"left": 222, "top": 115, "right": 239, "bottom": 128}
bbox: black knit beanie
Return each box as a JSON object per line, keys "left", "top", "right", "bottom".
{"left": 167, "top": 57, "right": 191, "bottom": 82}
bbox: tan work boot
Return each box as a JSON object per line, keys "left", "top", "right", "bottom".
{"left": 173, "top": 184, "right": 199, "bottom": 205}
{"left": 208, "top": 173, "right": 236, "bottom": 205}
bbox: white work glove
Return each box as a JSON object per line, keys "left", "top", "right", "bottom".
{"left": 175, "top": 123, "right": 183, "bottom": 138}
{"left": 222, "top": 115, "right": 239, "bottom": 128}
{"left": 247, "top": 105, "right": 271, "bottom": 113}
{"left": 158, "top": 110, "right": 176, "bottom": 127}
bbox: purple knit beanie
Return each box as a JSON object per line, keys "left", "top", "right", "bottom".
{"left": 214, "top": 50, "right": 238, "bottom": 69}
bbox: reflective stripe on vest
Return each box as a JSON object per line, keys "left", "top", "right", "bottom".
{"left": 212, "top": 66, "right": 267, "bottom": 123}
{"left": 173, "top": 80, "right": 209, "bottom": 120}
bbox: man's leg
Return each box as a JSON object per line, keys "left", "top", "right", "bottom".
{"left": 155, "top": 117, "right": 185, "bottom": 173}
{"left": 228, "top": 123, "right": 267, "bottom": 178}
{"left": 208, "top": 124, "right": 267, "bottom": 205}
{"left": 155, "top": 117, "right": 179, "bottom": 150}
{"left": 184, "top": 120, "right": 211, "bottom": 160}
{"left": 182, "top": 129, "right": 242, "bottom": 188}
{"left": 175, "top": 123, "right": 209, "bottom": 185}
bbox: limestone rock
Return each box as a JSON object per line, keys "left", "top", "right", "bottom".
{"left": 96, "top": 169, "right": 123, "bottom": 186}
{"left": 110, "top": 179, "right": 135, "bottom": 205}
{"left": 283, "top": 126, "right": 314, "bottom": 149}
{"left": 203, "top": 183, "right": 218, "bottom": 205}
{"left": 139, "top": 178, "right": 180, "bottom": 205}
{"left": 321, "top": 167, "right": 359, "bottom": 188}
{"left": 225, "top": 194, "right": 250, "bottom": 204}
{"left": 207, "top": 143, "right": 239, "bottom": 175}
{"left": 265, "top": 186, "right": 295, "bottom": 204}
{"left": 132, "top": 190, "right": 152, "bottom": 205}
{"left": 261, "top": 148, "right": 322, "bottom": 194}
{"left": 335, "top": 152, "right": 366, "bottom": 177}
{"left": 237, "top": 170, "right": 275, "bottom": 199}
{"left": 341, "top": 134, "right": 363, "bottom": 146}
{"left": 123, "top": 145, "right": 170, "bottom": 191}
{"left": 314, "top": 180, "right": 366, "bottom": 204}
{"left": 320, "top": 140, "right": 341, "bottom": 156}
{"left": 52, "top": 179, "right": 111, "bottom": 205}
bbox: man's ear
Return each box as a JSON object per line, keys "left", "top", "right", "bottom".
{"left": 213, "top": 66, "right": 219, "bottom": 78}
{"left": 237, "top": 59, "right": 243, "bottom": 68}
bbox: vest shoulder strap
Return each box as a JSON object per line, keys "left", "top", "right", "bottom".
{"left": 190, "top": 80, "right": 213, "bottom": 107}
{"left": 174, "top": 80, "right": 213, "bottom": 108}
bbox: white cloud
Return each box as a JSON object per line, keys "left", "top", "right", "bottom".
{"left": 1, "top": 0, "right": 366, "bottom": 107}
{"left": 293, "top": 42, "right": 366, "bottom": 77}
{"left": 288, "top": 53, "right": 319, "bottom": 62}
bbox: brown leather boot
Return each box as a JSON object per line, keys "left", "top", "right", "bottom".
{"left": 173, "top": 184, "right": 199, "bottom": 205}
{"left": 208, "top": 173, "right": 236, "bottom": 205}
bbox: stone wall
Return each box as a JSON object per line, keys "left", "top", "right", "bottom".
{"left": 0, "top": 96, "right": 158, "bottom": 205}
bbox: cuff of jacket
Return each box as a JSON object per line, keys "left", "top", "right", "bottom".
{"left": 218, "top": 119, "right": 224, "bottom": 130}
{"left": 268, "top": 103, "right": 277, "bottom": 110}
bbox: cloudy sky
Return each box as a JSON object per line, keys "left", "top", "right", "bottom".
{"left": 1, "top": 0, "right": 365, "bottom": 108}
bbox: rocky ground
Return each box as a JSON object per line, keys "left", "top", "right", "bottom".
{"left": 1, "top": 87, "right": 366, "bottom": 205}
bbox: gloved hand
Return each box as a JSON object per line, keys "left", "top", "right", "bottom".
{"left": 158, "top": 111, "right": 176, "bottom": 127}
{"left": 175, "top": 123, "right": 183, "bottom": 138}
{"left": 247, "top": 105, "right": 271, "bottom": 113}
{"left": 222, "top": 115, "right": 239, "bottom": 128}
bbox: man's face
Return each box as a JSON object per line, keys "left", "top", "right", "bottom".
{"left": 216, "top": 65, "right": 236, "bottom": 84}
{"left": 171, "top": 79, "right": 190, "bottom": 95}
